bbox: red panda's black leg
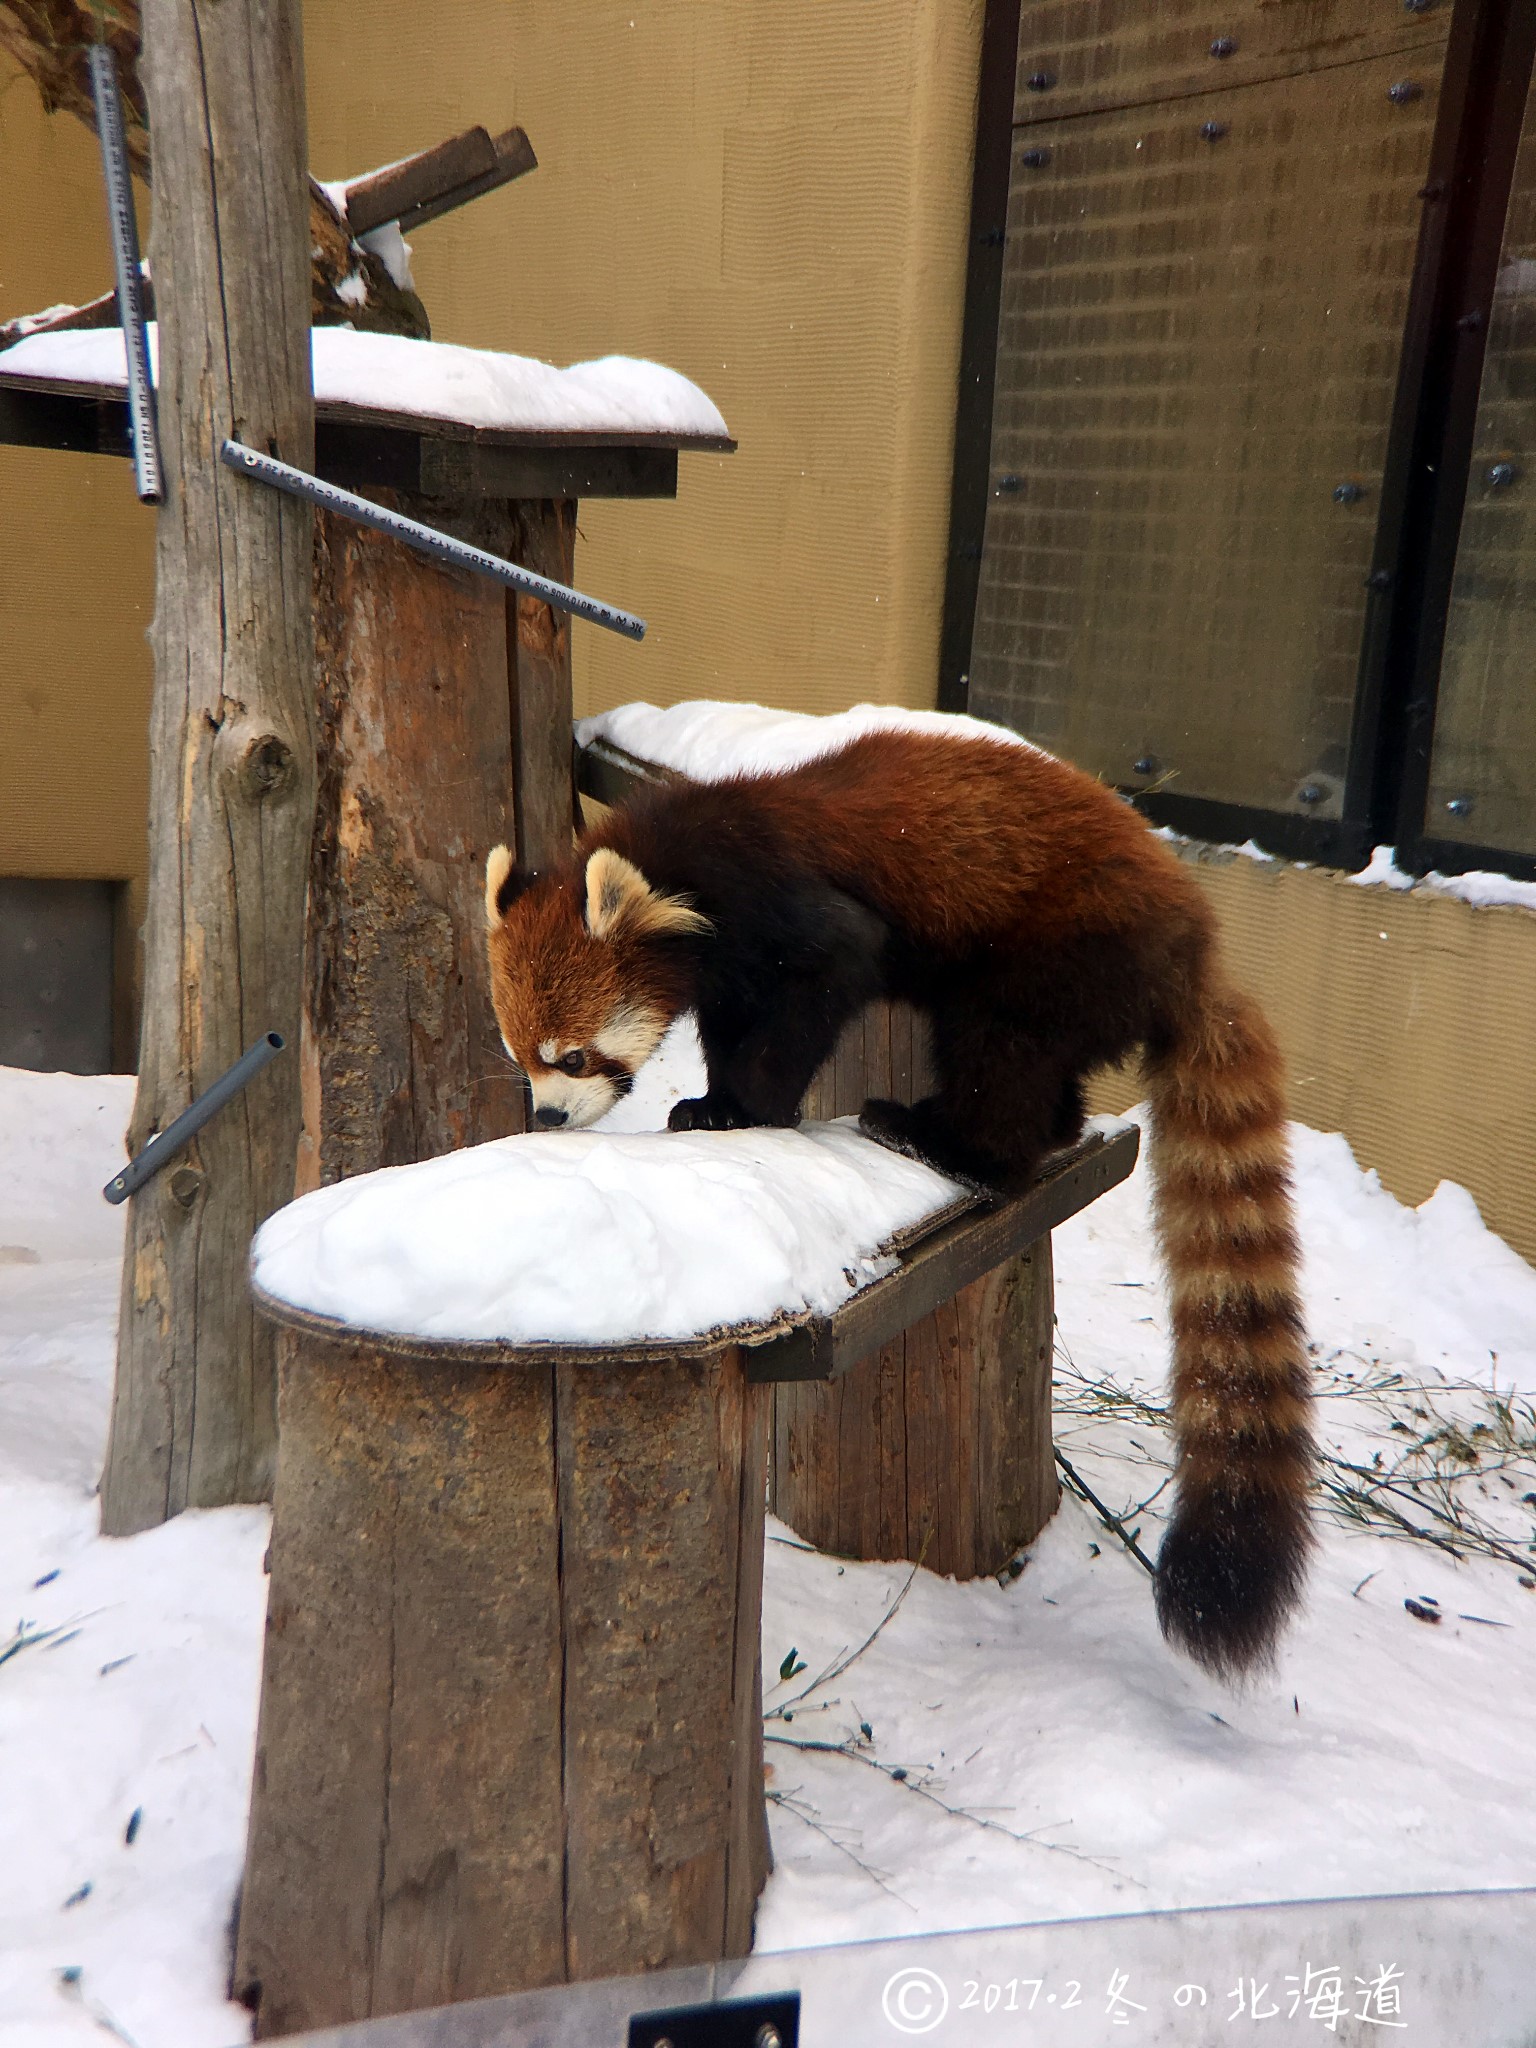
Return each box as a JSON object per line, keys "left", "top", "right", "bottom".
{"left": 672, "top": 976, "right": 865, "bottom": 1131}
{"left": 672, "top": 881, "right": 887, "bottom": 1134}
{"left": 861, "top": 1009, "right": 1087, "bottom": 1193}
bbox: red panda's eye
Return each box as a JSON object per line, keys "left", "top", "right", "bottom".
{"left": 559, "top": 1049, "right": 587, "bottom": 1076}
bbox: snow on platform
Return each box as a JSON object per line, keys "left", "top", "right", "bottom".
{"left": 577, "top": 696, "right": 1042, "bottom": 781}
{"left": 0, "top": 325, "right": 730, "bottom": 445}
{"left": 3, "top": 1056, "right": 1536, "bottom": 2042}
{"left": 252, "top": 1024, "right": 963, "bottom": 1348}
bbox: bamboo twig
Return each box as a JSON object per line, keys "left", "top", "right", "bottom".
{"left": 766, "top": 1536, "right": 931, "bottom": 1721}
{"left": 1054, "top": 1448, "right": 1157, "bottom": 1576}
{"left": 764, "top": 1731, "right": 1137, "bottom": 1884}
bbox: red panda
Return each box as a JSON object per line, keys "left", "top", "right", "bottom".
{"left": 484, "top": 725, "right": 1313, "bottom": 1679}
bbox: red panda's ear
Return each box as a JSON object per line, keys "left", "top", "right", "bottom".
{"left": 584, "top": 848, "right": 710, "bottom": 943}
{"left": 484, "top": 844, "right": 534, "bottom": 928}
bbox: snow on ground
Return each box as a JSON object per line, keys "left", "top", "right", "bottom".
{"left": 0, "top": 328, "right": 729, "bottom": 443}
{"left": 576, "top": 697, "right": 1042, "bottom": 780}
{"left": 0, "top": 1073, "right": 268, "bottom": 2048}
{"left": 2, "top": 1061, "right": 1534, "bottom": 2043}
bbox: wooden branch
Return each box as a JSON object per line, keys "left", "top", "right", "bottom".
{"left": 0, "top": 284, "right": 145, "bottom": 354}
{"left": 99, "top": 0, "right": 317, "bottom": 1532}
{"left": 0, "top": 0, "right": 429, "bottom": 337}
{"left": 339, "top": 124, "right": 538, "bottom": 237}
{"left": 0, "top": 1, "right": 148, "bottom": 174}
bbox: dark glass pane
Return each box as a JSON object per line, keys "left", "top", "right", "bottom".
{"left": 970, "top": 48, "right": 1445, "bottom": 818}
{"left": 1425, "top": 84, "right": 1536, "bottom": 858}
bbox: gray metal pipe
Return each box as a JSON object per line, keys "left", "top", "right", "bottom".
{"left": 220, "top": 440, "right": 646, "bottom": 640}
{"left": 104, "top": 1033, "right": 287, "bottom": 1205}
{"left": 87, "top": 44, "right": 161, "bottom": 504}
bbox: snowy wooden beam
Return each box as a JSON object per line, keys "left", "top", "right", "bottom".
{"left": 336, "top": 123, "right": 538, "bottom": 237}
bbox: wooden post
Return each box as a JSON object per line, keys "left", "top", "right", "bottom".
{"left": 509, "top": 498, "right": 580, "bottom": 872}
{"left": 101, "top": 0, "right": 316, "bottom": 1533}
{"left": 234, "top": 1316, "right": 770, "bottom": 2033}
{"left": 298, "top": 492, "right": 578, "bottom": 1187}
{"left": 780, "top": 1000, "right": 1059, "bottom": 1576}
{"left": 301, "top": 498, "right": 528, "bottom": 1188}
{"left": 770, "top": 1239, "right": 1059, "bottom": 1577}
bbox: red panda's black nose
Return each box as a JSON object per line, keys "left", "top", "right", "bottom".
{"left": 533, "top": 1104, "right": 570, "bottom": 1129}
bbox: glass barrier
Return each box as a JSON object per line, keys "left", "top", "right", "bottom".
{"left": 284, "top": 1887, "right": 1536, "bottom": 2048}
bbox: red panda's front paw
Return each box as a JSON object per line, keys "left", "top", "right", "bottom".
{"left": 668, "top": 1093, "right": 753, "bottom": 1133}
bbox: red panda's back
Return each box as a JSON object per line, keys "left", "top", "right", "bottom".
{"left": 743, "top": 728, "right": 1200, "bottom": 956}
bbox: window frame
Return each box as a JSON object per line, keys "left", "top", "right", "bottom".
{"left": 940, "top": 0, "right": 1536, "bottom": 883}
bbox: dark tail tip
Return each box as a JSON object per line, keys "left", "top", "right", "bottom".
{"left": 1154, "top": 1490, "right": 1312, "bottom": 1682}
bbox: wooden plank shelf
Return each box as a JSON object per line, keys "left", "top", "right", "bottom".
{"left": 748, "top": 1122, "right": 1139, "bottom": 1382}
{"left": 0, "top": 369, "right": 735, "bottom": 500}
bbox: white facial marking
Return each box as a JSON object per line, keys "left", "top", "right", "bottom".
{"left": 537, "top": 1038, "right": 560, "bottom": 1065}
{"left": 528, "top": 1071, "right": 621, "bottom": 1128}
{"left": 593, "top": 1002, "right": 666, "bottom": 1070}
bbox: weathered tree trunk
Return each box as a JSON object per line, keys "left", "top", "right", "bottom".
{"left": 299, "top": 500, "right": 527, "bottom": 1191}
{"left": 296, "top": 492, "right": 579, "bottom": 1188}
{"left": 235, "top": 1319, "right": 770, "bottom": 2032}
{"left": 100, "top": 0, "right": 317, "bottom": 1533}
{"left": 508, "top": 499, "right": 580, "bottom": 873}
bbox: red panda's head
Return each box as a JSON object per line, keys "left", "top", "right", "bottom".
{"left": 484, "top": 844, "right": 708, "bottom": 1128}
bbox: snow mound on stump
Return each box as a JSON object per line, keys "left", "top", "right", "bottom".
{"left": 252, "top": 1121, "right": 964, "bottom": 1347}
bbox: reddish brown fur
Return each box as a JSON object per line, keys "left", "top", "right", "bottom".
{"left": 486, "top": 883, "right": 694, "bottom": 1077}
{"left": 487, "top": 728, "right": 1314, "bottom": 1673}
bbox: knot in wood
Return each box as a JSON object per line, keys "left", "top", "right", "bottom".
{"left": 168, "top": 1165, "right": 205, "bottom": 1210}
{"left": 229, "top": 725, "right": 298, "bottom": 802}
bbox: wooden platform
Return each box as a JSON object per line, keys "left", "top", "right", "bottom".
{"left": 0, "top": 365, "right": 735, "bottom": 500}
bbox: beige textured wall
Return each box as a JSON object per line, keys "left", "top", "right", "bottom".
{"left": 302, "top": 0, "right": 986, "bottom": 721}
{"left": 4, "top": 14, "right": 1533, "bottom": 1282}
{"left": 1089, "top": 852, "right": 1536, "bottom": 1266}
{"left": 0, "top": 68, "right": 154, "bottom": 903}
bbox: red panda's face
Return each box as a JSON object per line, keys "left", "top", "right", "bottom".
{"left": 483, "top": 845, "right": 707, "bottom": 1129}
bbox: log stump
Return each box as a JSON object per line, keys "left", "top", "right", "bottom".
{"left": 779, "top": 999, "right": 1060, "bottom": 1576}
{"left": 234, "top": 1311, "right": 771, "bottom": 2035}
{"left": 771, "top": 1238, "right": 1058, "bottom": 1578}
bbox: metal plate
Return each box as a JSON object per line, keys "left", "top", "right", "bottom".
{"left": 1014, "top": 0, "right": 1445, "bottom": 126}
{"left": 969, "top": 49, "right": 1445, "bottom": 816}
{"left": 272, "top": 1888, "right": 1536, "bottom": 2047}
{"left": 0, "top": 877, "right": 116, "bottom": 1075}
{"left": 1425, "top": 77, "right": 1536, "bottom": 858}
